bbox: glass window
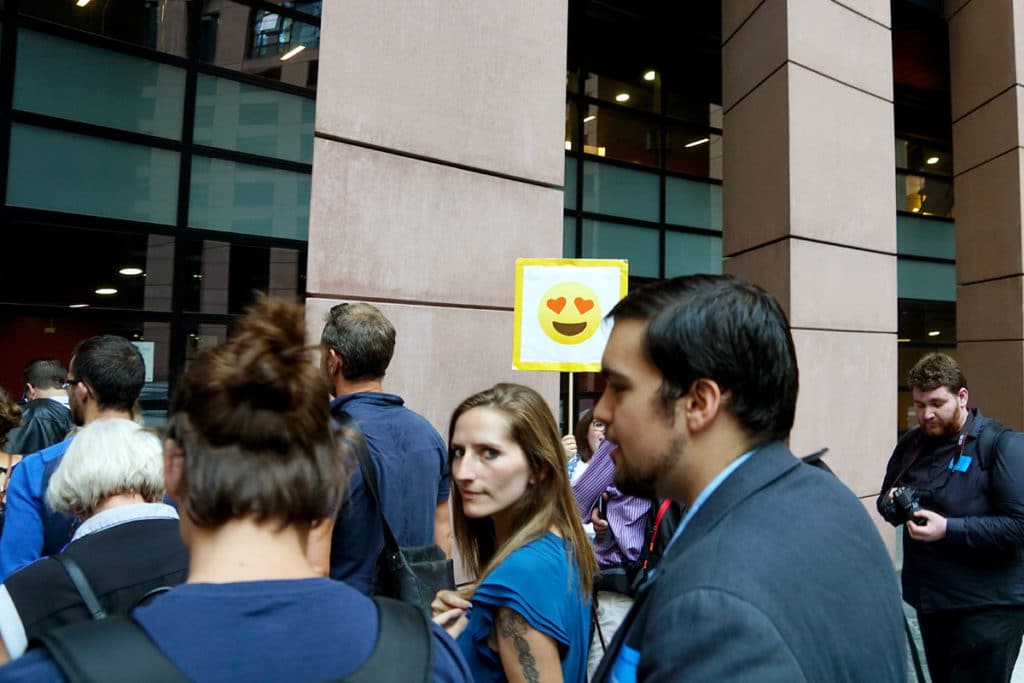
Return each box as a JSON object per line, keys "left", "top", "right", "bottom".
{"left": 564, "top": 158, "right": 577, "bottom": 210}
{"left": 897, "top": 259, "right": 956, "bottom": 302}
{"left": 895, "top": 138, "right": 951, "bottom": 175}
{"left": 15, "top": 29, "right": 186, "bottom": 139}
{"left": 20, "top": 0, "right": 188, "bottom": 56}
{"left": 193, "top": 74, "right": 314, "bottom": 163}
{"left": 581, "top": 220, "right": 659, "bottom": 278}
{"left": 665, "top": 124, "right": 720, "bottom": 179}
{"left": 563, "top": 216, "right": 576, "bottom": 258}
{"left": 188, "top": 156, "right": 310, "bottom": 240}
{"left": 182, "top": 239, "right": 303, "bottom": 314}
{"left": 665, "top": 176, "right": 722, "bottom": 230}
{"left": 580, "top": 102, "right": 661, "bottom": 167}
{"left": 664, "top": 232, "right": 722, "bottom": 277}
{"left": 565, "top": 100, "right": 578, "bottom": 154}
{"left": 1, "top": 224, "right": 173, "bottom": 311}
{"left": 897, "top": 214, "right": 955, "bottom": 260}
{"left": 7, "top": 124, "right": 179, "bottom": 225}
{"left": 898, "top": 299, "right": 956, "bottom": 345}
{"left": 897, "top": 171, "right": 953, "bottom": 218}
{"left": 198, "top": 1, "right": 319, "bottom": 90}
{"left": 582, "top": 161, "right": 659, "bottom": 222}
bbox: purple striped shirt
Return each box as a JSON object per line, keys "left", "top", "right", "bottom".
{"left": 571, "top": 440, "right": 652, "bottom": 567}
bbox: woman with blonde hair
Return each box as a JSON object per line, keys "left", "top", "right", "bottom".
{"left": 434, "top": 383, "right": 596, "bottom": 682}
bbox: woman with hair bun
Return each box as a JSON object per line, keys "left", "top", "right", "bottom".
{"left": 0, "top": 297, "right": 471, "bottom": 682}
{"left": 433, "top": 383, "right": 596, "bottom": 683}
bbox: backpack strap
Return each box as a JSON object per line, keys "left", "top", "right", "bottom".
{"left": 36, "top": 616, "right": 189, "bottom": 683}
{"left": 342, "top": 596, "right": 432, "bottom": 683}
{"left": 52, "top": 555, "right": 106, "bottom": 620}
{"left": 975, "top": 419, "right": 1012, "bottom": 470}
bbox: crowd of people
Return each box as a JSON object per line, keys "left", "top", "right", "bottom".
{"left": 0, "top": 273, "right": 1018, "bottom": 681}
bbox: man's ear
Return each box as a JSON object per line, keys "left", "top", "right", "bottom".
{"left": 163, "top": 439, "right": 186, "bottom": 503}
{"left": 958, "top": 387, "right": 969, "bottom": 409}
{"left": 680, "top": 379, "right": 724, "bottom": 434}
{"left": 23, "top": 383, "right": 34, "bottom": 401}
{"left": 327, "top": 348, "right": 344, "bottom": 377}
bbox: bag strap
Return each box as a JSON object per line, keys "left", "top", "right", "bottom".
{"left": 37, "top": 616, "right": 189, "bottom": 683}
{"left": 53, "top": 555, "right": 107, "bottom": 621}
{"left": 335, "top": 411, "right": 403, "bottom": 558}
{"left": 638, "top": 499, "right": 673, "bottom": 576}
{"left": 342, "top": 596, "right": 433, "bottom": 683}
{"left": 976, "top": 419, "right": 1011, "bottom": 469}
{"left": 903, "top": 615, "right": 927, "bottom": 683}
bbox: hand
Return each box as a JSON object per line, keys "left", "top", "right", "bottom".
{"left": 906, "top": 508, "right": 948, "bottom": 542}
{"left": 590, "top": 506, "right": 609, "bottom": 541}
{"left": 433, "top": 607, "right": 469, "bottom": 639}
{"left": 431, "top": 589, "right": 471, "bottom": 619}
{"left": 562, "top": 435, "right": 577, "bottom": 458}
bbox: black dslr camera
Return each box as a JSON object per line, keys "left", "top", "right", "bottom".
{"left": 890, "top": 486, "right": 926, "bottom": 526}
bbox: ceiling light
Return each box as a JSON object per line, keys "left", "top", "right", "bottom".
{"left": 69, "top": 303, "right": 89, "bottom": 309}
{"left": 897, "top": 338, "right": 911, "bottom": 343}
{"left": 928, "top": 330, "right": 941, "bottom": 337}
{"left": 583, "top": 115, "right": 596, "bottom": 123}
{"left": 684, "top": 137, "right": 710, "bottom": 148}
{"left": 926, "top": 156, "right": 940, "bottom": 165}
{"left": 643, "top": 70, "right": 656, "bottom": 81}
{"left": 565, "top": 140, "right": 572, "bottom": 151}
{"left": 95, "top": 288, "right": 118, "bottom": 296}
{"left": 76, "top": 0, "right": 91, "bottom": 6}
{"left": 119, "top": 267, "right": 144, "bottom": 276}
{"left": 911, "top": 207, "right": 920, "bottom": 213}
{"left": 280, "top": 45, "right": 306, "bottom": 61}
{"left": 614, "top": 93, "right": 630, "bottom": 103}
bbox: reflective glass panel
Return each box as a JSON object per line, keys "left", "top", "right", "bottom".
{"left": 581, "top": 220, "right": 659, "bottom": 278}
{"left": 198, "top": 1, "right": 319, "bottom": 89}
{"left": 0, "top": 224, "right": 173, "bottom": 311}
{"left": 21, "top": 0, "right": 188, "bottom": 56}
{"left": 15, "top": 29, "right": 185, "bottom": 139}
{"left": 897, "top": 172, "right": 953, "bottom": 218}
{"left": 664, "top": 232, "right": 722, "bottom": 277}
{"left": 897, "top": 214, "right": 955, "bottom": 260}
{"left": 564, "top": 157, "right": 577, "bottom": 210}
{"left": 563, "top": 216, "right": 576, "bottom": 258}
{"left": 188, "top": 156, "right": 311, "bottom": 240}
{"left": 565, "top": 100, "right": 578, "bottom": 154}
{"left": 897, "top": 259, "right": 955, "bottom": 301}
{"left": 194, "top": 74, "right": 314, "bottom": 163}
{"left": 895, "top": 138, "right": 952, "bottom": 175}
{"left": 8, "top": 124, "right": 179, "bottom": 225}
{"left": 580, "top": 103, "right": 660, "bottom": 167}
{"left": 182, "top": 239, "right": 303, "bottom": 314}
{"left": 665, "top": 177, "right": 722, "bottom": 230}
{"left": 582, "top": 161, "right": 659, "bottom": 222}
{"left": 665, "top": 125, "right": 720, "bottom": 179}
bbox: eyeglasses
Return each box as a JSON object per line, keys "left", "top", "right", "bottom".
{"left": 592, "top": 420, "right": 607, "bottom": 432}
{"left": 61, "top": 378, "right": 84, "bottom": 390}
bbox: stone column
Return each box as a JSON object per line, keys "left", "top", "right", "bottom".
{"left": 721, "top": 0, "right": 898, "bottom": 538}
{"left": 949, "top": 0, "right": 1024, "bottom": 429}
{"left": 306, "top": 2, "right": 568, "bottom": 430}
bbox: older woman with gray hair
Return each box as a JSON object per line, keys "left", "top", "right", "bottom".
{"left": 0, "top": 417, "right": 187, "bottom": 663}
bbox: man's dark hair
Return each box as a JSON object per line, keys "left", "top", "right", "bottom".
{"left": 70, "top": 335, "right": 146, "bottom": 411}
{"left": 908, "top": 352, "right": 966, "bottom": 394}
{"left": 320, "top": 303, "right": 396, "bottom": 381}
{"left": 608, "top": 274, "right": 799, "bottom": 441}
{"left": 22, "top": 359, "right": 67, "bottom": 391}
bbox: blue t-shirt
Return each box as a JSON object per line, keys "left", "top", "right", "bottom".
{"left": 0, "top": 578, "right": 472, "bottom": 682}
{"left": 329, "top": 392, "right": 450, "bottom": 592}
{"left": 0, "top": 438, "right": 74, "bottom": 580}
{"left": 459, "top": 533, "right": 590, "bottom": 683}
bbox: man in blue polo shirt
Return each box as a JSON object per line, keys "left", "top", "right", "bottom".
{"left": 589, "top": 275, "right": 906, "bottom": 682}
{"left": 0, "top": 336, "right": 144, "bottom": 580}
{"left": 320, "top": 302, "right": 451, "bottom": 593}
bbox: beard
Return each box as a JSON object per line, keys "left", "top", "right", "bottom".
{"left": 613, "top": 434, "right": 685, "bottom": 500}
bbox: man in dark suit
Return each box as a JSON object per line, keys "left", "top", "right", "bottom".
{"left": 590, "top": 274, "right": 906, "bottom": 682}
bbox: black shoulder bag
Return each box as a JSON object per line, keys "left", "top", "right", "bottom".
{"left": 337, "top": 411, "right": 455, "bottom": 618}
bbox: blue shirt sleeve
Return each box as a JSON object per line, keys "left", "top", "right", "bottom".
{"left": 0, "top": 648, "right": 68, "bottom": 682}
{"left": 0, "top": 456, "right": 46, "bottom": 581}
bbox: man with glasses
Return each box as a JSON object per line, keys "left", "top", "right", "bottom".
{"left": 0, "top": 336, "right": 144, "bottom": 580}
{"left": 4, "top": 360, "right": 72, "bottom": 457}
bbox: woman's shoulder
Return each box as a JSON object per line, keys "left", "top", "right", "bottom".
{"left": 484, "top": 533, "right": 570, "bottom": 585}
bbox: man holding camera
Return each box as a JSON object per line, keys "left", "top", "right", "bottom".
{"left": 878, "top": 352, "right": 1024, "bottom": 683}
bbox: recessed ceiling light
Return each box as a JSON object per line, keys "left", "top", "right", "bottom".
{"left": 119, "top": 267, "right": 144, "bottom": 276}
{"left": 926, "top": 156, "right": 940, "bottom": 165}
{"left": 280, "top": 45, "right": 306, "bottom": 61}
{"left": 95, "top": 288, "right": 118, "bottom": 296}
{"left": 614, "top": 93, "right": 630, "bottom": 103}
{"left": 69, "top": 303, "right": 89, "bottom": 309}
{"left": 643, "top": 70, "right": 656, "bottom": 81}
{"left": 928, "top": 330, "right": 941, "bottom": 337}
{"left": 684, "top": 137, "right": 710, "bottom": 149}
{"left": 583, "top": 115, "right": 596, "bottom": 123}
{"left": 76, "top": 0, "right": 91, "bottom": 6}
{"left": 897, "top": 338, "right": 911, "bottom": 343}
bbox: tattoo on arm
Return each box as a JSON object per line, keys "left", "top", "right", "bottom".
{"left": 497, "top": 609, "right": 540, "bottom": 683}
